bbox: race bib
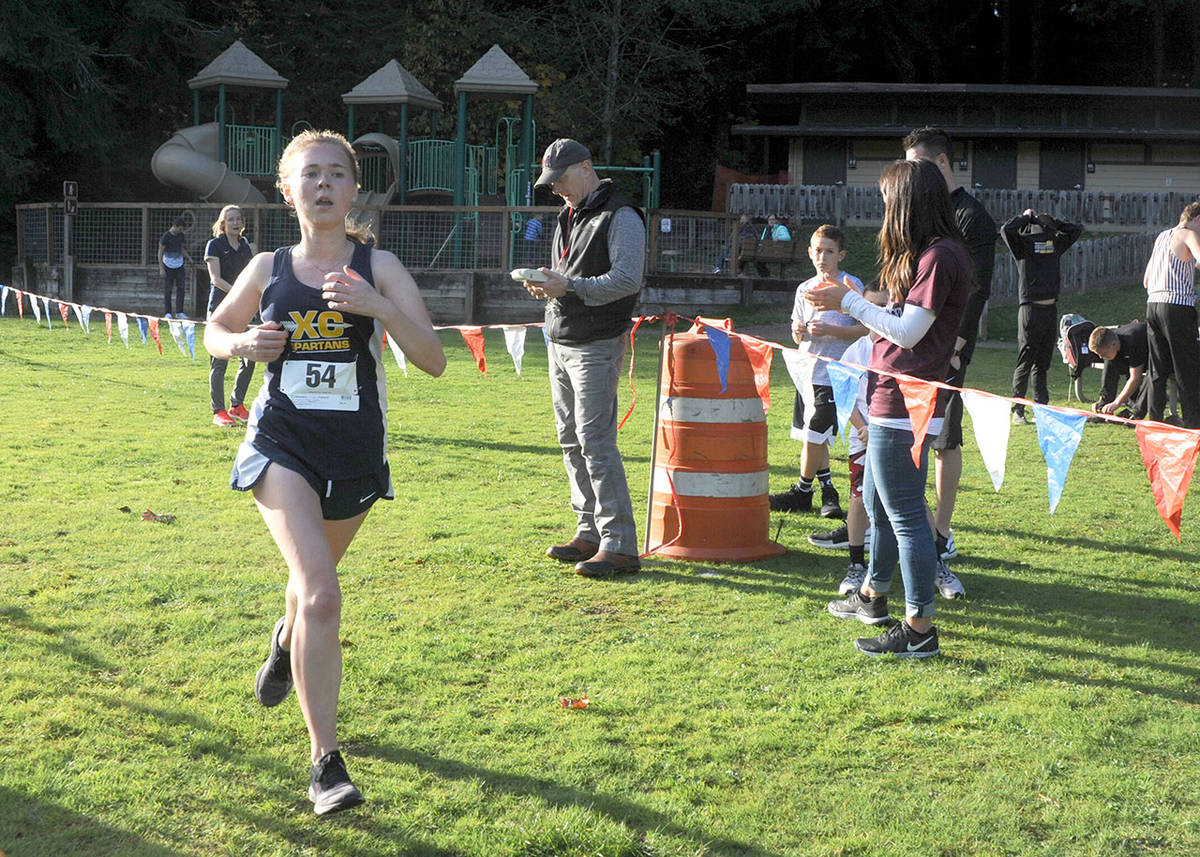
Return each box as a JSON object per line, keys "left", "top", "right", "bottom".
{"left": 280, "top": 359, "right": 359, "bottom": 411}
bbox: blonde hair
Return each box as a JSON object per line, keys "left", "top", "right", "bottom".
{"left": 1088, "top": 326, "right": 1119, "bottom": 356}
{"left": 276, "top": 129, "right": 373, "bottom": 244}
{"left": 211, "top": 204, "right": 244, "bottom": 238}
{"left": 1179, "top": 201, "right": 1200, "bottom": 226}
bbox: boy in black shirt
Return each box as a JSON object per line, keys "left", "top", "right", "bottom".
{"left": 1088, "top": 321, "right": 1149, "bottom": 419}
{"left": 1003, "top": 208, "right": 1083, "bottom": 423}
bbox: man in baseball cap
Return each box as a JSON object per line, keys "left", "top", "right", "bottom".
{"left": 534, "top": 139, "right": 592, "bottom": 188}
{"left": 521, "top": 137, "right": 646, "bottom": 579}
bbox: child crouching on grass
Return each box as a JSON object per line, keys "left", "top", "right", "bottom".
{"left": 770, "top": 225, "right": 866, "bottom": 518}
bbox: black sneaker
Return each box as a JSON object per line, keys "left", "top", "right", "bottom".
{"left": 854, "top": 621, "right": 940, "bottom": 658}
{"left": 254, "top": 617, "right": 293, "bottom": 707}
{"left": 769, "top": 485, "right": 813, "bottom": 512}
{"left": 309, "top": 750, "right": 365, "bottom": 816}
{"left": 827, "top": 590, "right": 890, "bottom": 625}
{"left": 808, "top": 523, "right": 849, "bottom": 550}
{"left": 819, "top": 485, "right": 844, "bottom": 519}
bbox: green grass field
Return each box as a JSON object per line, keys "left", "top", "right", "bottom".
{"left": 2, "top": 281, "right": 1198, "bottom": 857}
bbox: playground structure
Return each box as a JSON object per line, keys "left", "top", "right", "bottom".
{"left": 149, "top": 41, "right": 660, "bottom": 269}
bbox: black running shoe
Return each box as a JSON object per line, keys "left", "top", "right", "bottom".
{"left": 309, "top": 750, "right": 365, "bottom": 816}
{"left": 769, "top": 485, "right": 814, "bottom": 512}
{"left": 819, "top": 485, "right": 844, "bottom": 519}
{"left": 254, "top": 617, "right": 293, "bottom": 707}
{"left": 827, "top": 590, "right": 890, "bottom": 625}
{"left": 854, "top": 621, "right": 940, "bottom": 658}
{"left": 808, "top": 523, "right": 850, "bottom": 550}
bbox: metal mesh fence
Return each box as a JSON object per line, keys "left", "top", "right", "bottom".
{"left": 16, "top": 200, "right": 1161, "bottom": 300}
{"left": 509, "top": 210, "right": 555, "bottom": 268}
{"left": 651, "top": 213, "right": 735, "bottom": 274}
{"left": 73, "top": 208, "right": 143, "bottom": 264}
{"left": 20, "top": 207, "right": 49, "bottom": 264}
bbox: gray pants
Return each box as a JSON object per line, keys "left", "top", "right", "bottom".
{"left": 547, "top": 334, "right": 637, "bottom": 555}
{"left": 210, "top": 355, "right": 255, "bottom": 413}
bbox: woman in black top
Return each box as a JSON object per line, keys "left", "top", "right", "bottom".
{"left": 204, "top": 130, "right": 445, "bottom": 815}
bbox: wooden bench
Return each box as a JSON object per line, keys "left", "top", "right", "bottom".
{"left": 733, "top": 236, "right": 805, "bottom": 277}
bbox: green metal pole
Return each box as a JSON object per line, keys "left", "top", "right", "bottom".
{"left": 218, "top": 84, "right": 226, "bottom": 165}
{"left": 652, "top": 150, "right": 661, "bottom": 209}
{"left": 453, "top": 91, "right": 467, "bottom": 267}
{"left": 399, "top": 103, "right": 408, "bottom": 203}
{"left": 521, "top": 94, "right": 534, "bottom": 204}
{"left": 453, "top": 92, "right": 467, "bottom": 208}
{"left": 642, "top": 156, "right": 651, "bottom": 210}
{"left": 275, "top": 91, "right": 283, "bottom": 157}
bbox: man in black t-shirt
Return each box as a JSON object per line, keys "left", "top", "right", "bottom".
{"left": 1088, "top": 321, "right": 1149, "bottom": 419}
{"left": 903, "top": 127, "right": 998, "bottom": 568}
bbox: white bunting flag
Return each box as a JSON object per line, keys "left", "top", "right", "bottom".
{"left": 71, "top": 303, "right": 85, "bottom": 331}
{"left": 503, "top": 325, "right": 527, "bottom": 377}
{"left": 183, "top": 322, "right": 196, "bottom": 359}
{"left": 117, "top": 312, "right": 130, "bottom": 349}
{"left": 782, "top": 347, "right": 817, "bottom": 419}
{"left": 385, "top": 333, "right": 408, "bottom": 377}
{"left": 80, "top": 305, "right": 93, "bottom": 334}
{"left": 41, "top": 297, "right": 52, "bottom": 328}
{"left": 961, "top": 389, "right": 1012, "bottom": 491}
{"left": 1, "top": 285, "right": 8, "bottom": 315}
{"left": 167, "top": 319, "right": 188, "bottom": 357}
{"left": 30, "top": 295, "right": 42, "bottom": 324}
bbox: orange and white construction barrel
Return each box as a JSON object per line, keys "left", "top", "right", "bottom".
{"left": 646, "top": 328, "right": 786, "bottom": 561}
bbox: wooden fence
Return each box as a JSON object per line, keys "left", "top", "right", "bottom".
{"left": 728, "top": 183, "right": 1197, "bottom": 232}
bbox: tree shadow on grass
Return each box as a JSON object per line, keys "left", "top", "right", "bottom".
{"left": 0, "top": 348, "right": 160, "bottom": 392}
{"left": 358, "top": 743, "right": 787, "bottom": 857}
{"left": 390, "top": 430, "right": 655, "bottom": 467}
{"left": 640, "top": 559, "right": 837, "bottom": 604}
{"left": 918, "top": 564, "right": 1200, "bottom": 704}
{"left": 0, "top": 785, "right": 188, "bottom": 857}
{"left": 0, "top": 607, "right": 460, "bottom": 857}
{"left": 951, "top": 522, "right": 1194, "bottom": 564}
{"left": 392, "top": 430, "right": 560, "bottom": 460}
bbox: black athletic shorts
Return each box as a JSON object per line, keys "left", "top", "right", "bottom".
{"left": 232, "top": 439, "right": 392, "bottom": 520}
{"left": 791, "top": 384, "right": 837, "bottom": 444}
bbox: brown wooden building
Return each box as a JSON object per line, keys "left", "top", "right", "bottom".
{"left": 733, "top": 82, "right": 1200, "bottom": 195}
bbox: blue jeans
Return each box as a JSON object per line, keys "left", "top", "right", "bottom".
{"left": 547, "top": 334, "right": 637, "bottom": 555}
{"left": 863, "top": 424, "right": 937, "bottom": 618}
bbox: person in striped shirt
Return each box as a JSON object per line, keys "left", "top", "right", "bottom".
{"left": 1143, "top": 202, "right": 1200, "bottom": 427}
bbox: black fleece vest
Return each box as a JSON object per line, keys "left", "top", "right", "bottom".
{"left": 545, "top": 180, "right": 643, "bottom": 345}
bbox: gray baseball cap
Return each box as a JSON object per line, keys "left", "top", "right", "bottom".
{"left": 535, "top": 138, "right": 591, "bottom": 188}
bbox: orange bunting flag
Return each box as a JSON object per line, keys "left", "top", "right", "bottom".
{"left": 896, "top": 375, "right": 938, "bottom": 468}
{"left": 105, "top": 312, "right": 113, "bottom": 343}
{"left": 58, "top": 302, "right": 70, "bottom": 327}
{"left": 15, "top": 290, "right": 24, "bottom": 320}
{"left": 739, "top": 336, "right": 775, "bottom": 415}
{"left": 460, "top": 326, "right": 486, "bottom": 377}
{"left": 1136, "top": 423, "right": 1200, "bottom": 541}
{"left": 148, "top": 318, "right": 163, "bottom": 354}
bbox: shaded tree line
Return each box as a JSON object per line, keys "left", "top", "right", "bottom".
{"left": 3, "top": 0, "right": 1199, "bottom": 268}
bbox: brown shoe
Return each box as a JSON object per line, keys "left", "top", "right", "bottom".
{"left": 575, "top": 550, "right": 641, "bottom": 578}
{"left": 546, "top": 536, "right": 600, "bottom": 563}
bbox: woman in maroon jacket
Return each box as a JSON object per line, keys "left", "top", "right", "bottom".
{"left": 808, "top": 158, "right": 971, "bottom": 658}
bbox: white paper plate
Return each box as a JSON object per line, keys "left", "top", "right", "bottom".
{"left": 510, "top": 268, "right": 548, "bottom": 283}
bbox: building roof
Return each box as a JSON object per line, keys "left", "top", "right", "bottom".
{"left": 188, "top": 40, "right": 288, "bottom": 90}
{"left": 454, "top": 45, "right": 538, "bottom": 96}
{"left": 735, "top": 81, "right": 1200, "bottom": 142}
{"left": 342, "top": 60, "right": 442, "bottom": 111}
{"left": 747, "top": 82, "right": 1200, "bottom": 99}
